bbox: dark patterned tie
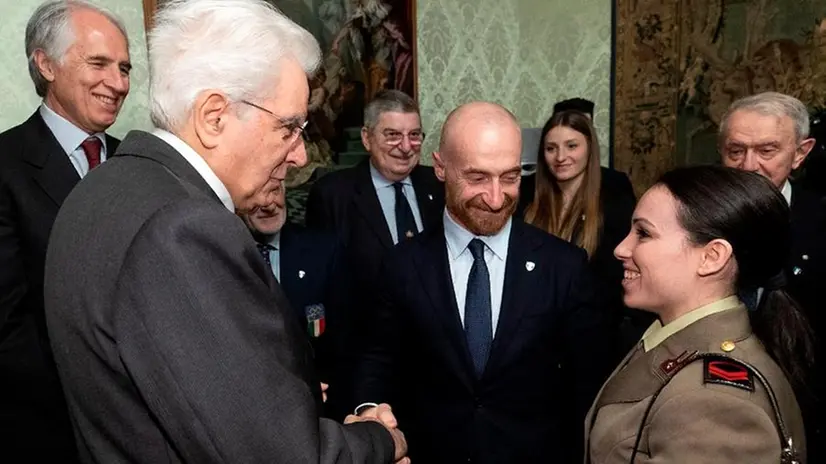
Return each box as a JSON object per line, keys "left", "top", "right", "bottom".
{"left": 257, "top": 242, "right": 274, "bottom": 269}
{"left": 465, "top": 238, "right": 492, "bottom": 378}
{"left": 81, "top": 137, "right": 102, "bottom": 170}
{"left": 392, "top": 182, "right": 418, "bottom": 242}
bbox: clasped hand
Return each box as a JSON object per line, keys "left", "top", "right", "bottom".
{"left": 345, "top": 404, "right": 409, "bottom": 464}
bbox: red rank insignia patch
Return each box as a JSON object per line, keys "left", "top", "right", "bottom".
{"left": 703, "top": 359, "right": 754, "bottom": 392}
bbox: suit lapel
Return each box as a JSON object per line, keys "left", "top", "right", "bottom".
{"left": 410, "top": 165, "right": 443, "bottom": 228}
{"left": 352, "top": 161, "right": 394, "bottom": 248}
{"left": 20, "top": 112, "right": 81, "bottom": 207}
{"left": 413, "top": 230, "right": 475, "bottom": 388}
{"left": 278, "top": 226, "right": 302, "bottom": 319}
{"left": 483, "top": 221, "right": 542, "bottom": 378}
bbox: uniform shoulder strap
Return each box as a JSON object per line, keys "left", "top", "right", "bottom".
{"left": 628, "top": 351, "right": 801, "bottom": 464}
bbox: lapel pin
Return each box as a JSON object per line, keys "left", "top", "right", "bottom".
{"left": 299, "top": 270, "right": 305, "bottom": 279}
{"left": 428, "top": 194, "right": 433, "bottom": 200}
{"left": 792, "top": 266, "right": 802, "bottom": 276}
{"left": 526, "top": 261, "right": 535, "bottom": 271}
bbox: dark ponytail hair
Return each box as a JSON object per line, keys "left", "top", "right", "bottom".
{"left": 657, "top": 165, "right": 815, "bottom": 393}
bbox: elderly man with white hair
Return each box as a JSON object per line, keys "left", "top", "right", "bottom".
{"left": 719, "top": 90, "right": 826, "bottom": 463}
{"left": 43, "top": 0, "right": 407, "bottom": 462}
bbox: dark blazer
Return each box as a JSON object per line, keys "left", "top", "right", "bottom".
{"left": 43, "top": 131, "right": 394, "bottom": 463}
{"left": 279, "top": 222, "right": 351, "bottom": 419}
{"left": 787, "top": 183, "right": 826, "bottom": 462}
{"left": 353, "top": 219, "right": 614, "bottom": 464}
{"left": 0, "top": 111, "right": 118, "bottom": 461}
{"left": 519, "top": 168, "right": 648, "bottom": 352}
{"left": 304, "top": 159, "right": 445, "bottom": 331}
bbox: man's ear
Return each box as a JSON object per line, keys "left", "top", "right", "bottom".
{"left": 361, "top": 127, "right": 372, "bottom": 153}
{"left": 33, "top": 49, "right": 57, "bottom": 84}
{"left": 192, "top": 90, "right": 231, "bottom": 150}
{"left": 432, "top": 151, "right": 446, "bottom": 181}
{"left": 792, "top": 137, "right": 816, "bottom": 170}
{"left": 697, "top": 238, "right": 733, "bottom": 277}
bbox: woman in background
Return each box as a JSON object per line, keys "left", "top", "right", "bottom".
{"left": 521, "top": 110, "right": 646, "bottom": 350}
{"left": 586, "top": 166, "right": 811, "bottom": 463}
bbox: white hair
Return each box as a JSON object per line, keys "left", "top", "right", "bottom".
{"left": 25, "top": 0, "right": 129, "bottom": 97}
{"left": 148, "top": 0, "right": 321, "bottom": 131}
{"left": 720, "top": 92, "right": 811, "bottom": 143}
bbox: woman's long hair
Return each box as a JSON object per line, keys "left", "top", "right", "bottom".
{"left": 524, "top": 110, "right": 602, "bottom": 257}
{"left": 658, "top": 165, "right": 815, "bottom": 393}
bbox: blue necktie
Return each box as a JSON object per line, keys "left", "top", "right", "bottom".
{"left": 465, "top": 238, "right": 492, "bottom": 378}
{"left": 257, "top": 242, "right": 274, "bottom": 268}
{"left": 392, "top": 182, "right": 418, "bottom": 242}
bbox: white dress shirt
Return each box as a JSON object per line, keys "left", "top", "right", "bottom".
{"left": 781, "top": 179, "right": 792, "bottom": 206}
{"left": 443, "top": 210, "right": 511, "bottom": 335}
{"left": 152, "top": 129, "right": 234, "bottom": 212}
{"left": 369, "top": 162, "right": 423, "bottom": 244}
{"left": 39, "top": 103, "right": 107, "bottom": 178}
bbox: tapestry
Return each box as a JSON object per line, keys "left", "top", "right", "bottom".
{"left": 612, "top": 0, "right": 681, "bottom": 196}
{"left": 614, "top": 0, "right": 826, "bottom": 194}
{"left": 289, "top": 0, "right": 417, "bottom": 186}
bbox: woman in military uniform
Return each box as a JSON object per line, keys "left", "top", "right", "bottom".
{"left": 586, "top": 166, "right": 814, "bottom": 463}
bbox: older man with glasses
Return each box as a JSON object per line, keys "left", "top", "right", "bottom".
{"left": 306, "top": 89, "right": 445, "bottom": 410}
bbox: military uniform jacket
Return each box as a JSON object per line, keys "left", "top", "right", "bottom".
{"left": 585, "top": 303, "right": 806, "bottom": 464}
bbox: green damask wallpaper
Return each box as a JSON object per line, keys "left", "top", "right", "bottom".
{"left": 0, "top": 0, "right": 151, "bottom": 138}
{"left": 416, "top": 0, "right": 613, "bottom": 165}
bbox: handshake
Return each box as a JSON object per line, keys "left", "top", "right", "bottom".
{"left": 345, "top": 403, "right": 409, "bottom": 464}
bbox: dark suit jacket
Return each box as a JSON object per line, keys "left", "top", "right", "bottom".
{"left": 787, "top": 183, "right": 826, "bottom": 461}
{"left": 306, "top": 159, "right": 444, "bottom": 251}
{"left": 353, "top": 219, "right": 613, "bottom": 464}
{"left": 279, "top": 222, "right": 351, "bottom": 419}
{"left": 519, "top": 168, "right": 649, "bottom": 352}
{"left": 304, "top": 160, "right": 445, "bottom": 342}
{"left": 43, "top": 131, "right": 394, "bottom": 463}
{"left": 0, "top": 111, "right": 118, "bottom": 461}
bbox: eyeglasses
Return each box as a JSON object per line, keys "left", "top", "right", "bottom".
{"left": 380, "top": 129, "right": 425, "bottom": 146}
{"left": 239, "top": 100, "right": 309, "bottom": 141}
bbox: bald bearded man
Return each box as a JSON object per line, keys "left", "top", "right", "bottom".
{"left": 351, "top": 102, "right": 614, "bottom": 463}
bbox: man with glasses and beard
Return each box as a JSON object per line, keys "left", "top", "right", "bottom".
{"left": 349, "top": 102, "right": 613, "bottom": 463}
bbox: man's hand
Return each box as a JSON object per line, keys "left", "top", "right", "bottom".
{"left": 320, "top": 383, "right": 328, "bottom": 403}
{"left": 345, "top": 404, "right": 409, "bottom": 463}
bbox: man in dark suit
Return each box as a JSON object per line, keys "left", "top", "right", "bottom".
{"left": 0, "top": 2, "right": 130, "bottom": 459}
{"left": 43, "top": 1, "right": 406, "bottom": 462}
{"left": 240, "top": 179, "right": 352, "bottom": 419}
{"left": 352, "top": 102, "right": 612, "bottom": 463}
{"left": 719, "top": 91, "right": 826, "bottom": 463}
{"left": 305, "top": 90, "right": 445, "bottom": 334}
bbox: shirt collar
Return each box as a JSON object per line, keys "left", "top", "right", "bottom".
{"left": 369, "top": 159, "right": 412, "bottom": 189}
{"left": 151, "top": 129, "right": 234, "bottom": 212}
{"left": 641, "top": 295, "right": 740, "bottom": 352}
{"left": 781, "top": 179, "right": 792, "bottom": 206}
{"left": 39, "top": 103, "right": 107, "bottom": 156}
{"left": 443, "top": 209, "right": 511, "bottom": 262}
{"left": 266, "top": 231, "right": 281, "bottom": 250}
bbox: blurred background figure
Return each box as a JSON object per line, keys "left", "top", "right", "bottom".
{"left": 520, "top": 109, "right": 647, "bottom": 356}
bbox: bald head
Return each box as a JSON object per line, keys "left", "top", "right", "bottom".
{"left": 438, "top": 101, "right": 521, "bottom": 156}
{"left": 434, "top": 101, "right": 522, "bottom": 236}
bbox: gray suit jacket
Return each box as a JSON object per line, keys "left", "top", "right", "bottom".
{"left": 44, "top": 130, "right": 395, "bottom": 463}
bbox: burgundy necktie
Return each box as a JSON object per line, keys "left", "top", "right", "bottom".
{"left": 81, "top": 137, "right": 103, "bottom": 170}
